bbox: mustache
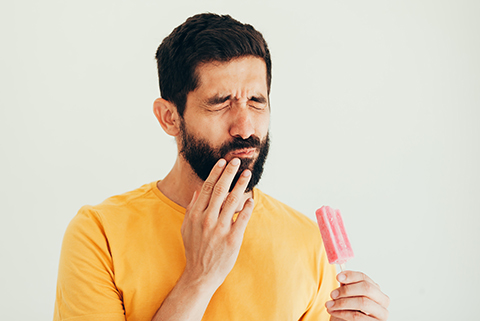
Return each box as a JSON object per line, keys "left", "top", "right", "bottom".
{"left": 218, "top": 136, "right": 262, "bottom": 156}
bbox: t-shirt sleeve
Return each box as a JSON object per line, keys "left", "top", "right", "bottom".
{"left": 53, "top": 206, "right": 126, "bottom": 321}
{"left": 300, "top": 248, "right": 338, "bottom": 321}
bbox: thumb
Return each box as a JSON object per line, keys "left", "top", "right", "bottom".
{"left": 186, "top": 190, "right": 199, "bottom": 212}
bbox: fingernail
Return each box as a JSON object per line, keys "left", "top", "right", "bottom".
{"left": 218, "top": 159, "right": 226, "bottom": 167}
{"left": 331, "top": 290, "right": 339, "bottom": 299}
{"left": 338, "top": 273, "right": 346, "bottom": 282}
{"left": 242, "top": 169, "right": 251, "bottom": 177}
{"left": 231, "top": 158, "right": 240, "bottom": 165}
{"left": 325, "top": 301, "right": 334, "bottom": 309}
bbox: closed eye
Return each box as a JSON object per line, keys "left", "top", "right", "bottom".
{"left": 249, "top": 95, "right": 268, "bottom": 110}
{"left": 249, "top": 104, "right": 266, "bottom": 110}
{"left": 209, "top": 104, "right": 231, "bottom": 112}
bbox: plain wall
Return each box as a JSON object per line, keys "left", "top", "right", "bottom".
{"left": 1, "top": 1, "right": 479, "bottom": 320}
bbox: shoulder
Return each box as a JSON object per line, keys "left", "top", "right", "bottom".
{"left": 81, "top": 181, "right": 160, "bottom": 215}
{"left": 67, "top": 182, "right": 162, "bottom": 234}
{"left": 95, "top": 181, "right": 159, "bottom": 210}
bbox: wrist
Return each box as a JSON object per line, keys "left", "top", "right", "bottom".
{"left": 150, "top": 268, "right": 220, "bottom": 321}
{"left": 177, "top": 268, "right": 221, "bottom": 297}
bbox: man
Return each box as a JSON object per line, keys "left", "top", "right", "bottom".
{"left": 54, "top": 13, "right": 389, "bottom": 321}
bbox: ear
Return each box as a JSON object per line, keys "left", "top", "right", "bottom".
{"left": 153, "top": 98, "right": 181, "bottom": 136}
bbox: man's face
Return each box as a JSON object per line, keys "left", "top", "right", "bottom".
{"left": 178, "top": 56, "right": 271, "bottom": 192}
{"left": 179, "top": 120, "right": 269, "bottom": 192}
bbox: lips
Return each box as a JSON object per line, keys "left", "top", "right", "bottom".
{"left": 230, "top": 148, "right": 256, "bottom": 158}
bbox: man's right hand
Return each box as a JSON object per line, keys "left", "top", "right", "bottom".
{"left": 181, "top": 157, "right": 254, "bottom": 291}
{"left": 151, "top": 158, "right": 253, "bottom": 320}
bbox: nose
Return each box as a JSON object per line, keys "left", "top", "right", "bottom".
{"left": 229, "top": 106, "right": 255, "bottom": 140}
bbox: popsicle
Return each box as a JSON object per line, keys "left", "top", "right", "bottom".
{"left": 315, "top": 206, "right": 354, "bottom": 271}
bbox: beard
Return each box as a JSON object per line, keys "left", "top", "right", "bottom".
{"left": 178, "top": 120, "right": 270, "bottom": 193}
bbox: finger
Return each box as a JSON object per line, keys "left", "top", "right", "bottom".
{"left": 331, "top": 279, "right": 390, "bottom": 308}
{"left": 328, "top": 309, "right": 377, "bottom": 321}
{"left": 337, "top": 271, "right": 380, "bottom": 290}
{"left": 204, "top": 158, "right": 241, "bottom": 215}
{"left": 336, "top": 271, "right": 389, "bottom": 308}
{"left": 194, "top": 158, "right": 227, "bottom": 211}
{"left": 326, "top": 297, "right": 389, "bottom": 321}
{"left": 217, "top": 169, "right": 252, "bottom": 227}
{"left": 230, "top": 197, "right": 254, "bottom": 237}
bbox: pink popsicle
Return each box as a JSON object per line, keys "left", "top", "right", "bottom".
{"left": 315, "top": 206, "right": 354, "bottom": 267}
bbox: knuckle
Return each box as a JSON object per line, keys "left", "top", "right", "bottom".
{"left": 235, "top": 212, "right": 247, "bottom": 223}
{"left": 216, "top": 220, "right": 229, "bottom": 231}
{"left": 360, "top": 296, "right": 369, "bottom": 307}
{"left": 363, "top": 281, "right": 372, "bottom": 293}
{"left": 201, "top": 217, "right": 214, "bottom": 230}
{"left": 226, "top": 234, "right": 238, "bottom": 247}
{"left": 202, "top": 181, "right": 215, "bottom": 194}
{"left": 213, "top": 184, "right": 228, "bottom": 197}
{"left": 225, "top": 193, "right": 239, "bottom": 207}
{"left": 351, "top": 311, "right": 364, "bottom": 321}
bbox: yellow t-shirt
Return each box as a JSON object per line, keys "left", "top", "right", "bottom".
{"left": 54, "top": 182, "right": 337, "bottom": 321}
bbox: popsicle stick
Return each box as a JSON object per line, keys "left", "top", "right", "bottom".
{"left": 338, "top": 263, "right": 347, "bottom": 286}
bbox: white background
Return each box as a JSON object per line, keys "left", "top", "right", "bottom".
{"left": 1, "top": 1, "right": 479, "bottom": 320}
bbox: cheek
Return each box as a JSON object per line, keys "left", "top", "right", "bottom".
{"left": 195, "top": 120, "right": 231, "bottom": 145}
{"left": 256, "top": 113, "right": 270, "bottom": 137}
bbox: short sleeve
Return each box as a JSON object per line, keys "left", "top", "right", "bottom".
{"left": 300, "top": 249, "right": 338, "bottom": 321}
{"left": 53, "top": 206, "right": 125, "bottom": 321}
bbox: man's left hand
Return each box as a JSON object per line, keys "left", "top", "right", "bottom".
{"left": 326, "top": 270, "right": 390, "bottom": 321}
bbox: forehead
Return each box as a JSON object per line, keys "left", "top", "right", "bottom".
{"left": 193, "top": 56, "right": 268, "bottom": 99}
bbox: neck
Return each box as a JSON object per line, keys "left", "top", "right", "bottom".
{"left": 157, "top": 156, "right": 253, "bottom": 210}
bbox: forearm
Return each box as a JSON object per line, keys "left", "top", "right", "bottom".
{"left": 152, "top": 159, "right": 253, "bottom": 320}
{"left": 151, "top": 271, "right": 218, "bottom": 321}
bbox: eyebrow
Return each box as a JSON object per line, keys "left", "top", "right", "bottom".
{"left": 205, "top": 95, "right": 231, "bottom": 106}
{"left": 249, "top": 95, "right": 267, "bottom": 104}
{"left": 204, "top": 94, "right": 268, "bottom": 106}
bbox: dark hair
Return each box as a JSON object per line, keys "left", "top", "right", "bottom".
{"left": 155, "top": 13, "right": 272, "bottom": 117}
